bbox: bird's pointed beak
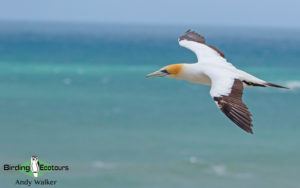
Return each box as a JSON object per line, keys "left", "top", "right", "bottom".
{"left": 146, "top": 70, "right": 167, "bottom": 78}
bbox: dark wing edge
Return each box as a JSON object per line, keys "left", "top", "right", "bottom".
{"left": 179, "top": 29, "right": 225, "bottom": 58}
{"left": 213, "top": 79, "right": 253, "bottom": 134}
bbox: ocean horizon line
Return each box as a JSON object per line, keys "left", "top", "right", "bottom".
{"left": 1, "top": 20, "right": 300, "bottom": 40}
{"left": 1, "top": 19, "right": 300, "bottom": 30}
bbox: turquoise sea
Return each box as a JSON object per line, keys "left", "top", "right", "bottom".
{"left": 0, "top": 22, "right": 300, "bottom": 187}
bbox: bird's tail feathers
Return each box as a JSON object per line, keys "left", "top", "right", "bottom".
{"left": 237, "top": 70, "right": 288, "bottom": 89}
{"left": 265, "top": 82, "right": 289, "bottom": 89}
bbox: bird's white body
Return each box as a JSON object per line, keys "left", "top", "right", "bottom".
{"left": 177, "top": 63, "right": 266, "bottom": 96}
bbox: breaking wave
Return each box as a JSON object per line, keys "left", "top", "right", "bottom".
{"left": 211, "top": 165, "right": 227, "bottom": 176}
{"left": 285, "top": 80, "right": 300, "bottom": 90}
{"left": 187, "top": 156, "right": 253, "bottom": 179}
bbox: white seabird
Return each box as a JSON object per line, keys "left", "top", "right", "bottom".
{"left": 146, "top": 30, "right": 287, "bottom": 134}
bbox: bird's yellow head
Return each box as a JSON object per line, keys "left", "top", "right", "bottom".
{"left": 146, "top": 64, "right": 184, "bottom": 78}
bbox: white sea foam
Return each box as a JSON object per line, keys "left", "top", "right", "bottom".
{"left": 256, "top": 80, "right": 300, "bottom": 93}
{"left": 92, "top": 161, "right": 116, "bottom": 169}
{"left": 188, "top": 157, "right": 253, "bottom": 179}
{"left": 188, "top": 156, "right": 206, "bottom": 164}
{"left": 285, "top": 80, "right": 300, "bottom": 90}
{"left": 210, "top": 164, "right": 253, "bottom": 179}
{"left": 211, "top": 165, "right": 227, "bottom": 176}
{"left": 189, "top": 156, "right": 198, "bottom": 164}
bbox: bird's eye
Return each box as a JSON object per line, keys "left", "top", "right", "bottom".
{"left": 161, "top": 69, "right": 169, "bottom": 74}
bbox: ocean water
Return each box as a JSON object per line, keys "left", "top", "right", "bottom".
{"left": 0, "top": 22, "right": 300, "bottom": 188}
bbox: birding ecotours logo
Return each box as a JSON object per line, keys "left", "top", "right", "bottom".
{"left": 3, "top": 156, "right": 69, "bottom": 178}
{"left": 30, "top": 156, "right": 40, "bottom": 178}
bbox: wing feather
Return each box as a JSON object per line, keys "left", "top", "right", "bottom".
{"left": 178, "top": 30, "right": 226, "bottom": 64}
{"left": 210, "top": 78, "right": 253, "bottom": 134}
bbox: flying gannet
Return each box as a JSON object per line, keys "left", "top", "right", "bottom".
{"left": 146, "top": 30, "right": 287, "bottom": 134}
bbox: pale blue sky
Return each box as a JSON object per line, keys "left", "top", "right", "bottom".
{"left": 1, "top": 0, "right": 300, "bottom": 28}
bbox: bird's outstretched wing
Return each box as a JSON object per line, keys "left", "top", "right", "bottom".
{"left": 179, "top": 30, "right": 227, "bottom": 64}
{"left": 207, "top": 72, "right": 253, "bottom": 134}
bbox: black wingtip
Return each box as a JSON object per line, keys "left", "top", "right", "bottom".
{"left": 179, "top": 29, "right": 206, "bottom": 43}
{"left": 247, "top": 129, "right": 254, "bottom": 134}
